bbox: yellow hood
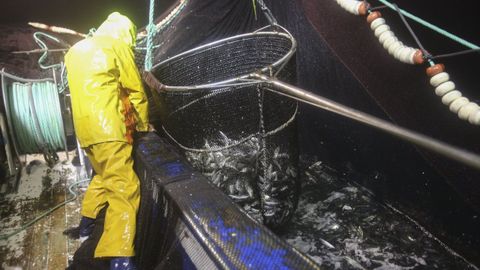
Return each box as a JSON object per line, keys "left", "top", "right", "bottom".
{"left": 94, "top": 12, "right": 137, "bottom": 47}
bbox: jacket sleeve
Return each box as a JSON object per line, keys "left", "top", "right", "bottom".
{"left": 117, "top": 44, "right": 149, "bottom": 132}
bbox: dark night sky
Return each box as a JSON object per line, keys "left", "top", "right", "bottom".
{"left": 0, "top": 0, "right": 171, "bottom": 32}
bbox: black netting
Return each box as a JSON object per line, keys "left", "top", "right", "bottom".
{"left": 146, "top": 31, "right": 299, "bottom": 228}
{"left": 152, "top": 35, "right": 292, "bottom": 86}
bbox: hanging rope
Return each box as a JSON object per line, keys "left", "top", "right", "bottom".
{"left": 255, "top": 0, "right": 278, "bottom": 26}
{"left": 144, "top": 0, "right": 156, "bottom": 71}
{"left": 33, "top": 32, "right": 64, "bottom": 69}
{"left": 391, "top": 3, "right": 432, "bottom": 61}
{"left": 137, "top": 0, "right": 188, "bottom": 43}
{"left": 57, "top": 62, "right": 68, "bottom": 94}
{"left": 6, "top": 80, "right": 65, "bottom": 154}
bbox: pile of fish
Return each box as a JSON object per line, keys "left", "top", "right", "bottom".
{"left": 185, "top": 131, "right": 298, "bottom": 227}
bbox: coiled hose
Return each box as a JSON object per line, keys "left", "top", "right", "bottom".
{"left": 7, "top": 81, "right": 65, "bottom": 154}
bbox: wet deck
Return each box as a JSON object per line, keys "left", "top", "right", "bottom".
{"left": 0, "top": 152, "right": 84, "bottom": 270}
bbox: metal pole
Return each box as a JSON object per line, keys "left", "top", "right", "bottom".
{"left": 52, "top": 67, "right": 69, "bottom": 161}
{"left": 251, "top": 73, "right": 480, "bottom": 170}
{"left": 0, "top": 113, "right": 15, "bottom": 176}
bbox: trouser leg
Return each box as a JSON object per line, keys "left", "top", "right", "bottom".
{"left": 85, "top": 142, "right": 140, "bottom": 257}
{"left": 80, "top": 174, "right": 108, "bottom": 219}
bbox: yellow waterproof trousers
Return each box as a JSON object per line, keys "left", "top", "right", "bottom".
{"left": 81, "top": 141, "right": 140, "bottom": 257}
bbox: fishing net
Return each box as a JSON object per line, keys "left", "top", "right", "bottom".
{"left": 144, "top": 27, "right": 299, "bottom": 228}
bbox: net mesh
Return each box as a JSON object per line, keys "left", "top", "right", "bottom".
{"left": 146, "top": 31, "right": 299, "bottom": 228}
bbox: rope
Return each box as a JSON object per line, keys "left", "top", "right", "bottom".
{"left": 369, "top": 5, "right": 387, "bottom": 11}
{"left": 144, "top": 0, "right": 156, "bottom": 71}
{"left": 335, "top": 0, "right": 480, "bottom": 125}
{"left": 338, "top": 0, "right": 480, "bottom": 52}
{"left": 6, "top": 81, "right": 65, "bottom": 154}
{"left": 256, "top": 83, "right": 268, "bottom": 216}
{"left": 137, "top": 0, "right": 188, "bottom": 43}
{"left": 57, "top": 62, "right": 68, "bottom": 94}
{"left": 391, "top": 4, "right": 432, "bottom": 60}
{"left": 33, "top": 32, "right": 63, "bottom": 69}
{"left": 30, "top": 32, "right": 69, "bottom": 94}
{"left": 374, "top": 0, "right": 480, "bottom": 50}
{"left": 432, "top": 49, "right": 480, "bottom": 60}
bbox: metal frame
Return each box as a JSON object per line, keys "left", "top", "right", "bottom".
{"left": 149, "top": 25, "right": 297, "bottom": 91}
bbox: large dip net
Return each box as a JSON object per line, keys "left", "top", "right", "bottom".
{"left": 144, "top": 26, "right": 299, "bottom": 228}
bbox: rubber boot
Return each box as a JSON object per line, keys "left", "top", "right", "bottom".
{"left": 78, "top": 216, "right": 95, "bottom": 242}
{"left": 110, "top": 257, "right": 137, "bottom": 270}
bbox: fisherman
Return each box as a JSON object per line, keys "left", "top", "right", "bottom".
{"left": 64, "top": 12, "right": 149, "bottom": 270}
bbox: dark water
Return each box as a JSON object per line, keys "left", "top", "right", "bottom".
{"left": 280, "top": 157, "right": 478, "bottom": 270}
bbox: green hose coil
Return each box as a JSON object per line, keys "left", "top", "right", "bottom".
{"left": 7, "top": 81, "right": 65, "bottom": 154}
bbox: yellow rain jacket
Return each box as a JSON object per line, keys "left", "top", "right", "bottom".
{"left": 65, "top": 12, "right": 149, "bottom": 147}
{"left": 64, "top": 12, "right": 147, "bottom": 258}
